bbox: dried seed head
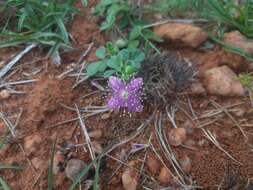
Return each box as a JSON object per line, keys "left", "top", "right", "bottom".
{"left": 139, "top": 52, "right": 194, "bottom": 109}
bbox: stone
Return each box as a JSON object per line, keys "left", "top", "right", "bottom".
{"left": 168, "top": 128, "right": 187, "bottom": 146}
{"left": 101, "top": 112, "right": 111, "bottom": 120}
{"left": 158, "top": 167, "right": 172, "bottom": 185}
{"left": 190, "top": 82, "right": 206, "bottom": 95}
{"left": 203, "top": 65, "right": 245, "bottom": 96}
{"left": 88, "top": 130, "right": 102, "bottom": 139}
{"left": 122, "top": 169, "right": 138, "bottom": 190}
{"left": 31, "top": 157, "right": 44, "bottom": 170}
{"left": 235, "top": 107, "right": 246, "bottom": 117}
{"left": 92, "top": 141, "right": 103, "bottom": 154}
{"left": 224, "top": 31, "right": 253, "bottom": 56}
{"left": 154, "top": 23, "right": 208, "bottom": 48}
{"left": 179, "top": 156, "right": 191, "bottom": 173}
{"left": 65, "top": 159, "right": 87, "bottom": 181}
{"left": 0, "top": 90, "right": 11, "bottom": 99}
{"left": 146, "top": 153, "right": 161, "bottom": 175}
{"left": 23, "top": 134, "right": 43, "bottom": 153}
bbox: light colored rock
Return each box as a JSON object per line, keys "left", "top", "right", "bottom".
{"left": 23, "top": 134, "right": 43, "bottom": 153}
{"left": 154, "top": 23, "right": 208, "bottom": 48}
{"left": 146, "top": 153, "right": 160, "bottom": 175}
{"left": 89, "top": 130, "right": 102, "bottom": 139}
{"left": 122, "top": 169, "right": 138, "bottom": 190}
{"left": 65, "top": 159, "right": 87, "bottom": 181}
{"left": 168, "top": 128, "right": 187, "bottom": 146}
{"left": 31, "top": 157, "right": 44, "bottom": 170}
{"left": 235, "top": 107, "right": 246, "bottom": 117}
{"left": 158, "top": 167, "right": 172, "bottom": 185}
{"left": 190, "top": 82, "right": 206, "bottom": 95}
{"left": 0, "top": 90, "right": 10, "bottom": 99}
{"left": 101, "top": 112, "right": 111, "bottom": 120}
{"left": 92, "top": 141, "right": 103, "bottom": 154}
{"left": 179, "top": 156, "right": 191, "bottom": 173}
{"left": 203, "top": 65, "right": 245, "bottom": 96}
{"left": 224, "top": 31, "right": 253, "bottom": 55}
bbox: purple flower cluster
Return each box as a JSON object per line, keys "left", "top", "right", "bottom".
{"left": 107, "top": 76, "right": 143, "bottom": 112}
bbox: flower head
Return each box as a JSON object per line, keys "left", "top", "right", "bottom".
{"left": 107, "top": 76, "right": 143, "bottom": 112}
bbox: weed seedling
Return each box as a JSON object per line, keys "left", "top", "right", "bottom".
{"left": 86, "top": 42, "right": 145, "bottom": 81}
{"left": 0, "top": 0, "right": 86, "bottom": 56}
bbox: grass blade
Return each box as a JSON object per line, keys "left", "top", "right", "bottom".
{"left": 209, "top": 33, "right": 253, "bottom": 62}
{"left": 68, "top": 143, "right": 114, "bottom": 190}
{"left": 0, "top": 177, "right": 11, "bottom": 190}
{"left": 0, "top": 165, "right": 24, "bottom": 170}
{"left": 67, "top": 159, "right": 95, "bottom": 190}
{"left": 47, "top": 135, "right": 58, "bottom": 190}
{"left": 93, "top": 159, "right": 101, "bottom": 190}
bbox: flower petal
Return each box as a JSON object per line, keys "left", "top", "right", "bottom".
{"left": 108, "top": 76, "right": 125, "bottom": 91}
{"left": 107, "top": 95, "right": 125, "bottom": 110}
{"left": 127, "top": 94, "right": 143, "bottom": 112}
{"left": 126, "top": 77, "right": 143, "bottom": 94}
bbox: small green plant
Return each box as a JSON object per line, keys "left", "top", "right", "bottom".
{"left": 200, "top": 0, "right": 253, "bottom": 38}
{"left": 238, "top": 73, "right": 253, "bottom": 90}
{"left": 86, "top": 41, "right": 145, "bottom": 81}
{"left": 150, "top": 0, "right": 253, "bottom": 60}
{"left": 93, "top": 0, "right": 163, "bottom": 52}
{"left": 150, "top": 0, "right": 205, "bottom": 16}
{"left": 93, "top": 0, "right": 133, "bottom": 31}
{"left": 0, "top": 0, "right": 87, "bottom": 55}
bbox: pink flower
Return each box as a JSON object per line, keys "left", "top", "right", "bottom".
{"left": 107, "top": 76, "right": 143, "bottom": 112}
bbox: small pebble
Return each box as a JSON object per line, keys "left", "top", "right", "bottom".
{"left": 179, "top": 156, "right": 191, "bottom": 173}
{"left": 190, "top": 82, "right": 206, "bottom": 95}
{"left": 92, "top": 141, "right": 103, "bottom": 154}
{"left": 89, "top": 130, "right": 102, "bottom": 139}
{"left": 235, "top": 108, "right": 246, "bottom": 117}
{"left": 158, "top": 167, "right": 172, "bottom": 185}
{"left": 146, "top": 153, "right": 160, "bottom": 175}
{"left": 65, "top": 159, "right": 87, "bottom": 181}
{"left": 122, "top": 169, "right": 138, "bottom": 190}
{"left": 168, "top": 128, "right": 187, "bottom": 146}
{"left": 0, "top": 90, "right": 11, "bottom": 99}
{"left": 31, "top": 157, "right": 44, "bottom": 170}
{"left": 101, "top": 112, "right": 111, "bottom": 120}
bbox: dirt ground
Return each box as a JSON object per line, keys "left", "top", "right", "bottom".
{"left": 1, "top": 2, "right": 253, "bottom": 190}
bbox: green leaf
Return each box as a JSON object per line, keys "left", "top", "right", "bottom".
{"left": 81, "top": 0, "right": 88, "bottom": 6}
{"left": 119, "top": 49, "right": 129, "bottom": 61}
{"left": 129, "top": 26, "right": 142, "bottom": 40}
{"left": 93, "top": 159, "right": 101, "bottom": 190}
{"left": 86, "top": 61, "right": 105, "bottom": 76}
{"left": 106, "top": 56, "right": 121, "bottom": 71}
{"left": 17, "top": 11, "right": 27, "bottom": 31}
{"left": 103, "top": 69, "right": 116, "bottom": 77}
{"left": 55, "top": 16, "right": 69, "bottom": 43}
{"left": 96, "top": 47, "right": 106, "bottom": 59}
{"left": 115, "top": 38, "right": 128, "bottom": 48}
{"left": 47, "top": 136, "right": 58, "bottom": 190}
{"left": 0, "top": 177, "right": 11, "bottom": 190}
{"left": 106, "top": 42, "right": 119, "bottom": 55}
{"left": 98, "top": 61, "right": 107, "bottom": 72}
{"left": 127, "top": 40, "right": 139, "bottom": 51}
{"left": 142, "top": 29, "right": 163, "bottom": 42}
{"left": 131, "top": 50, "right": 145, "bottom": 63}
{"left": 125, "top": 65, "right": 136, "bottom": 75}
{"left": 128, "top": 60, "right": 140, "bottom": 69}
{"left": 0, "top": 165, "right": 24, "bottom": 170}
